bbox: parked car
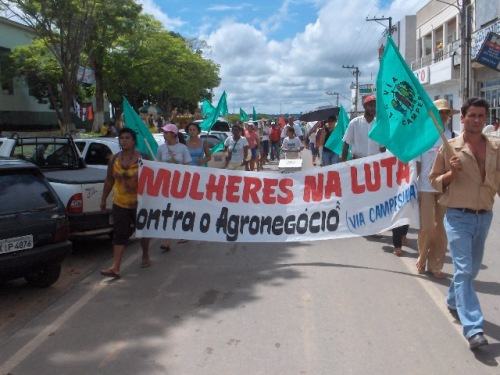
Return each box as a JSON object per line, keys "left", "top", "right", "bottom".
{"left": 0, "top": 157, "right": 72, "bottom": 286}
{"left": 193, "top": 118, "right": 231, "bottom": 137}
{"left": 74, "top": 138, "right": 121, "bottom": 169}
{"left": 0, "top": 135, "right": 113, "bottom": 238}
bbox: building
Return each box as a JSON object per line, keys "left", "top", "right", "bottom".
{"left": 412, "top": 0, "right": 500, "bottom": 130}
{"left": 412, "top": 1, "right": 462, "bottom": 133}
{"left": 0, "top": 16, "right": 107, "bottom": 134}
{"left": 472, "top": 0, "right": 500, "bottom": 125}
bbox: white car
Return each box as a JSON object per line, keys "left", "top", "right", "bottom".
{"left": 154, "top": 132, "right": 225, "bottom": 168}
{"left": 74, "top": 138, "right": 121, "bottom": 169}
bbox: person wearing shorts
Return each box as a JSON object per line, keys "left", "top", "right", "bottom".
{"left": 99, "top": 128, "right": 151, "bottom": 279}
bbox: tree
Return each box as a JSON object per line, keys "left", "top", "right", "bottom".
{"left": 103, "top": 15, "right": 220, "bottom": 119}
{"left": 1, "top": 0, "right": 98, "bottom": 132}
{"left": 85, "top": 0, "right": 142, "bottom": 131}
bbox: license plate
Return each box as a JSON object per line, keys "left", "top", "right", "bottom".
{"left": 0, "top": 235, "right": 34, "bottom": 254}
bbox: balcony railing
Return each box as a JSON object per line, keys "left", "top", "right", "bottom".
{"left": 411, "top": 41, "right": 459, "bottom": 70}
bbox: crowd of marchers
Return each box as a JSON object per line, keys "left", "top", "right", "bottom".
{"left": 98, "top": 96, "right": 496, "bottom": 352}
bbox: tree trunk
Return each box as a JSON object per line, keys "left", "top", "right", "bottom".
{"left": 92, "top": 64, "right": 105, "bottom": 132}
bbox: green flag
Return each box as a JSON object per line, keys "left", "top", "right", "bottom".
{"left": 368, "top": 36, "right": 441, "bottom": 163}
{"left": 240, "top": 108, "right": 249, "bottom": 121}
{"left": 200, "top": 91, "right": 228, "bottom": 131}
{"left": 252, "top": 106, "right": 257, "bottom": 121}
{"left": 122, "top": 96, "right": 158, "bottom": 160}
{"left": 220, "top": 94, "right": 228, "bottom": 116}
{"left": 210, "top": 141, "right": 225, "bottom": 154}
{"left": 324, "top": 105, "right": 350, "bottom": 155}
{"left": 202, "top": 99, "right": 214, "bottom": 119}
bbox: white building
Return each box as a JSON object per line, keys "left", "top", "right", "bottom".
{"left": 412, "top": 1, "right": 462, "bottom": 133}
{"left": 412, "top": 0, "right": 500, "bottom": 131}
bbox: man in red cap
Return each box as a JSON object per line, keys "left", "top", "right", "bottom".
{"left": 341, "top": 95, "right": 384, "bottom": 161}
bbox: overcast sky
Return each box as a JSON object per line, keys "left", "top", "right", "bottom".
{"left": 141, "top": 0, "right": 430, "bottom": 115}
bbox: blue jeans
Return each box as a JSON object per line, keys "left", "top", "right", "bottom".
{"left": 270, "top": 141, "right": 280, "bottom": 160}
{"left": 444, "top": 208, "right": 492, "bottom": 339}
{"left": 322, "top": 150, "right": 340, "bottom": 166}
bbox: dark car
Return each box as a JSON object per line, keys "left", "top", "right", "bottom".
{"left": 0, "top": 157, "right": 72, "bottom": 287}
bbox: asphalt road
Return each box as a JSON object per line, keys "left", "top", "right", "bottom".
{"left": 1, "top": 151, "right": 499, "bottom": 374}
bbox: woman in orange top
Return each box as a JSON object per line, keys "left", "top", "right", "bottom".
{"left": 99, "top": 128, "right": 150, "bottom": 278}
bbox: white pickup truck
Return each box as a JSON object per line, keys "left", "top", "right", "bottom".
{"left": 0, "top": 135, "right": 113, "bottom": 239}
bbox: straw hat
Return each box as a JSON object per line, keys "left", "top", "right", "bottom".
{"left": 433, "top": 99, "right": 460, "bottom": 115}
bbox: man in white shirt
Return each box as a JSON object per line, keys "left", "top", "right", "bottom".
{"left": 341, "top": 95, "right": 384, "bottom": 161}
{"left": 281, "top": 116, "right": 304, "bottom": 141}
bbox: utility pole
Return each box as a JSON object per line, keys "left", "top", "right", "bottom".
{"left": 325, "top": 91, "right": 339, "bottom": 106}
{"left": 366, "top": 16, "right": 395, "bottom": 36}
{"left": 343, "top": 65, "right": 360, "bottom": 114}
{"left": 460, "top": 0, "right": 472, "bottom": 100}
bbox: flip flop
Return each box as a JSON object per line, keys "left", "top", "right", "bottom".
{"left": 432, "top": 271, "right": 447, "bottom": 279}
{"left": 141, "top": 260, "right": 151, "bottom": 268}
{"left": 177, "top": 239, "right": 189, "bottom": 244}
{"left": 100, "top": 269, "right": 120, "bottom": 278}
{"left": 393, "top": 248, "right": 403, "bottom": 257}
{"left": 416, "top": 262, "right": 426, "bottom": 274}
{"left": 160, "top": 245, "right": 171, "bottom": 252}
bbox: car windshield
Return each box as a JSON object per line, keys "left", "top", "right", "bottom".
{"left": 0, "top": 169, "right": 57, "bottom": 215}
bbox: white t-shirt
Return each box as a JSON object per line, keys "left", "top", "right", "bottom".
{"left": 156, "top": 142, "right": 192, "bottom": 164}
{"left": 342, "top": 115, "right": 382, "bottom": 157}
{"left": 306, "top": 121, "right": 318, "bottom": 143}
{"left": 281, "top": 123, "right": 304, "bottom": 139}
{"left": 416, "top": 129, "right": 452, "bottom": 192}
{"left": 282, "top": 137, "right": 303, "bottom": 158}
{"left": 261, "top": 125, "right": 270, "bottom": 142}
{"left": 224, "top": 136, "right": 249, "bottom": 163}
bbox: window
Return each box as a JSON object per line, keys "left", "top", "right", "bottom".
{"left": 85, "top": 142, "right": 113, "bottom": 165}
{"left": 0, "top": 47, "right": 13, "bottom": 95}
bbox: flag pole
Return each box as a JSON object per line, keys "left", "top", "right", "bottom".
{"left": 143, "top": 138, "right": 157, "bottom": 161}
{"left": 428, "top": 110, "right": 455, "bottom": 158}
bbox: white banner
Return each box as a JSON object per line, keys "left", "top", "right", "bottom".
{"left": 136, "top": 153, "right": 419, "bottom": 242}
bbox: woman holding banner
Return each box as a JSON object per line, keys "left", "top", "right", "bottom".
{"left": 185, "top": 122, "right": 212, "bottom": 167}
{"left": 224, "top": 123, "right": 249, "bottom": 170}
{"left": 156, "top": 124, "right": 192, "bottom": 251}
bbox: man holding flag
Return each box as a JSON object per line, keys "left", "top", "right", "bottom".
{"left": 430, "top": 97, "right": 499, "bottom": 350}
{"left": 341, "top": 95, "right": 385, "bottom": 161}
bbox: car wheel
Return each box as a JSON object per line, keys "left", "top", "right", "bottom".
{"left": 25, "top": 264, "right": 62, "bottom": 287}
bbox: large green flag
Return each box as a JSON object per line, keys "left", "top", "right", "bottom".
{"left": 202, "top": 99, "right": 214, "bottom": 119}
{"left": 240, "top": 108, "right": 249, "bottom": 121}
{"left": 252, "top": 106, "right": 257, "bottom": 121}
{"left": 324, "top": 104, "right": 350, "bottom": 155}
{"left": 200, "top": 91, "right": 228, "bottom": 131}
{"left": 368, "top": 36, "right": 441, "bottom": 163}
{"left": 122, "top": 96, "right": 158, "bottom": 160}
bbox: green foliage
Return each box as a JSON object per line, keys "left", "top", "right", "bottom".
{"left": 1, "top": 0, "right": 221, "bottom": 125}
{"left": 103, "top": 14, "right": 220, "bottom": 115}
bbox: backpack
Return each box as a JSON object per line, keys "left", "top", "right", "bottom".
{"left": 269, "top": 127, "right": 280, "bottom": 142}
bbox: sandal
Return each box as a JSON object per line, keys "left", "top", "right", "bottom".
{"left": 393, "top": 248, "right": 403, "bottom": 257}
{"left": 431, "top": 271, "right": 447, "bottom": 279}
{"left": 140, "top": 260, "right": 151, "bottom": 268}
{"left": 416, "top": 262, "right": 426, "bottom": 274}
{"left": 100, "top": 269, "right": 120, "bottom": 278}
